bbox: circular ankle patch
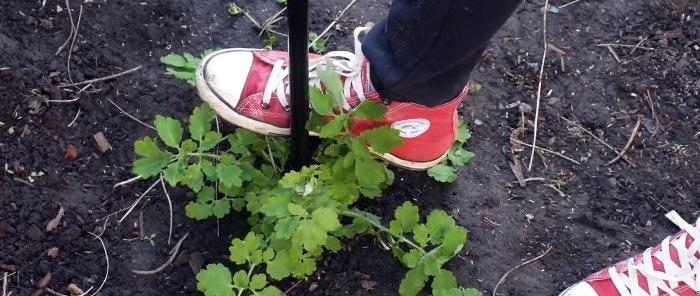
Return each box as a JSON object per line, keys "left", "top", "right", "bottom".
{"left": 391, "top": 119, "right": 430, "bottom": 138}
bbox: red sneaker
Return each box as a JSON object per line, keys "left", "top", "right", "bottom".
{"left": 195, "top": 27, "right": 466, "bottom": 170}
{"left": 560, "top": 211, "right": 700, "bottom": 296}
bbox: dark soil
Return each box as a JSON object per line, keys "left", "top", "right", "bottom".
{"left": 1, "top": 0, "right": 698, "bottom": 295}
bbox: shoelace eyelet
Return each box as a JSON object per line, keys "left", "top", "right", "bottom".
{"left": 282, "top": 105, "right": 290, "bottom": 112}
{"left": 261, "top": 103, "right": 270, "bottom": 109}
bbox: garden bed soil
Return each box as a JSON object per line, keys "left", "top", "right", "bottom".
{"left": 1, "top": 0, "right": 698, "bottom": 295}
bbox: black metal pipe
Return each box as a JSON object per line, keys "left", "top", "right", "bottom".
{"left": 286, "top": 0, "right": 311, "bottom": 170}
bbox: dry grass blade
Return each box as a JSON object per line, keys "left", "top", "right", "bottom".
{"left": 58, "top": 66, "right": 142, "bottom": 88}
{"left": 309, "top": 0, "right": 359, "bottom": 49}
{"left": 493, "top": 245, "right": 553, "bottom": 296}
{"left": 606, "top": 116, "right": 643, "bottom": 166}
{"left": 2, "top": 271, "right": 7, "bottom": 296}
{"left": 160, "top": 176, "right": 173, "bottom": 245}
{"left": 560, "top": 116, "right": 635, "bottom": 166}
{"left": 131, "top": 232, "right": 189, "bottom": 275}
{"left": 118, "top": 177, "right": 162, "bottom": 223}
{"left": 527, "top": 0, "right": 550, "bottom": 171}
{"left": 107, "top": 98, "right": 156, "bottom": 130}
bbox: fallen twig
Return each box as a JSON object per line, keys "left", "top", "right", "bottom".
{"left": 107, "top": 98, "right": 156, "bottom": 130}
{"left": 118, "top": 177, "right": 162, "bottom": 223}
{"left": 160, "top": 176, "right": 173, "bottom": 245}
{"left": 12, "top": 177, "right": 34, "bottom": 188}
{"left": 2, "top": 271, "right": 7, "bottom": 296}
{"left": 606, "top": 45, "right": 622, "bottom": 63}
{"left": 67, "top": 108, "right": 81, "bottom": 127}
{"left": 55, "top": 0, "right": 76, "bottom": 55}
{"left": 493, "top": 245, "right": 553, "bottom": 296}
{"left": 558, "top": 0, "right": 583, "bottom": 9}
{"left": 87, "top": 231, "right": 109, "bottom": 296}
{"left": 58, "top": 66, "right": 142, "bottom": 88}
{"left": 113, "top": 176, "right": 141, "bottom": 189}
{"left": 560, "top": 116, "right": 635, "bottom": 166}
{"left": 596, "top": 43, "right": 655, "bottom": 51}
{"left": 606, "top": 116, "right": 643, "bottom": 166}
{"left": 309, "top": 0, "right": 359, "bottom": 49}
{"left": 527, "top": 0, "right": 550, "bottom": 171}
{"left": 66, "top": 5, "right": 83, "bottom": 84}
{"left": 511, "top": 139, "right": 581, "bottom": 165}
{"left": 132, "top": 232, "right": 189, "bottom": 275}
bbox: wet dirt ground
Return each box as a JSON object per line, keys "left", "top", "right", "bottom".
{"left": 1, "top": 0, "right": 698, "bottom": 295}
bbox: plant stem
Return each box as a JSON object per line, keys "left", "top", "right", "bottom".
{"left": 187, "top": 152, "right": 220, "bottom": 159}
{"left": 340, "top": 210, "right": 426, "bottom": 254}
{"left": 264, "top": 136, "right": 280, "bottom": 172}
{"left": 236, "top": 263, "right": 258, "bottom": 296}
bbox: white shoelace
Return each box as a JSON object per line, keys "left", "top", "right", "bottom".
{"left": 609, "top": 211, "right": 700, "bottom": 296}
{"left": 261, "top": 27, "right": 371, "bottom": 111}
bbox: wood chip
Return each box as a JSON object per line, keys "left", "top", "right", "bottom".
{"left": 68, "top": 283, "right": 85, "bottom": 295}
{"left": 47, "top": 247, "right": 59, "bottom": 259}
{"left": 188, "top": 252, "right": 203, "bottom": 275}
{"left": 38, "top": 272, "right": 52, "bottom": 288}
{"left": 0, "top": 264, "right": 16, "bottom": 272}
{"left": 46, "top": 207, "right": 65, "bottom": 232}
{"left": 92, "top": 132, "right": 112, "bottom": 154}
{"left": 29, "top": 289, "right": 43, "bottom": 296}
{"left": 360, "top": 280, "right": 377, "bottom": 290}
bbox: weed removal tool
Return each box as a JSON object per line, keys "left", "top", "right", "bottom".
{"left": 286, "top": 0, "right": 311, "bottom": 170}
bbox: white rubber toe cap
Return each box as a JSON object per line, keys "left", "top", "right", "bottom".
{"left": 559, "top": 282, "right": 598, "bottom": 296}
{"left": 196, "top": 49, "right": 254, "bottom": 112}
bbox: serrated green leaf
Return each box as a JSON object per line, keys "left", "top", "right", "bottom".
{"left": 325, "top": 235, "right": 342, "bottom": 252}
{"left": 448, "top": 146, "right": 475, "bottom": 166}
{"left": 212, "top": 199, "right": 231, "bottom": 218}
{"left": 188, "top": 104, "right": 215, "bottom": 140}
{"left": 181, "top": 139, "right": 198, "bottom": 153}
{"left": 352, "top": 100, "right": 387, "bottom": 120}
{"left": 232, "top": 270, "right": 249, "bottom": 288}
{"left": 154, "top": 115, "right": 183, "bottom": 148}
{"left": 362, "top": 126, "right": 403, "bottom": 154}
{"left": 306, "top": 111, "right": 327, "bottom": 133}
{"left": 258, "top": 286, "right": 283, "bottom": 296}
{"left": 287, "top": 203, "right": 307, "bottom": 216}
{"left": 434, "top": 288, "right": 465, "bottom": 296}
{"left": 312, "top": 208, "right": 341, "bottom": 231}
{"left": 197, "top": 186, "right": 216, "bottom": 202}
{"left": 317, "top": 63, "right": 344, "bottom": 108}
{"left": 392, "top": 201, "right": 419, "bottom": 234}
{"left": 399, "top": 266, "right": 428, "bottom": 296}
{"left": 432, "top": 269, "right": 458, "bottom": 291}
{"left": 196, "top": 264, "right": 234, "bottom": 296}
{"left": 319, "top": 117, "right": 344, "bottom": 138}
{"left": 260, "top": 195, "right": 292, "bottom": 218}
{"left": 413, "top": 224, "right": 429, "bottom": 247}
{"left": 230, "top": 198, "right": 245, "bottom": 211}
{"left": 134, "top": 137, "right": 163, "bottom": 158}
{"left": 249, "top": 274, "right": 267, "bottom": 291}
{"left": 350, "top": 138, "right": 371, "bottom": 159}
{"left": 165, "top": 68, "right": 195, "bottom": 83}
{"left": 426, "top": 210, "right": 455, "bottom": 244}
{"left": 427, "top": 164, "right": 458, "bottom": 183}
{"left": 185, "top": 201, "right": 214, "bottom": 220}
{"left": 455, "top": 122, "right": 471, "bottom": 143}
{"left": 201, "top": 131, "right": 223, "bottom": 150}
{"left": 355, "top": 159, "right": 386, "bottom": 187}
{"left": 266, "top": 250, "right": 292, "bottom": 280}
{"left": 309, "top": 87, "right": 334, "bottom": 116}
{"left": 217, "top": 164, "right": 243, "bottom": 188}
{"left": 438, "top": 226, "right": 467, "bottom": 258}
{"left": 181, "top": 164, "right": 205, "bottom": 192}
{"left": 133, "top": 153, "right": 172, "bottom": 178}
{"left": 183, "top": 53, "right": 199, "bottom": 66}
{"left": 229, "top": 232, "right": 261, "bottom": 265}
{"left": 199, "top": 159, "right": 217, "bottom": 181}
{"left": 403, "top": 249, "right": 423, "bottom": 268}
{"left": 160, "top": 54, "right": 188, "bottom": 67}
{"left": 162, "top": 162, "right": 183, "bottom": 186}
{"left": 293, "top": 219, "right": 327, "bottom": 252}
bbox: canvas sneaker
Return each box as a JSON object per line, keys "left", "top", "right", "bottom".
{"left": 195, "top": 27, "right": 466, "bottom": 170}
{"left": 560, "top": 211, "right": 700, "bottom": 296}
